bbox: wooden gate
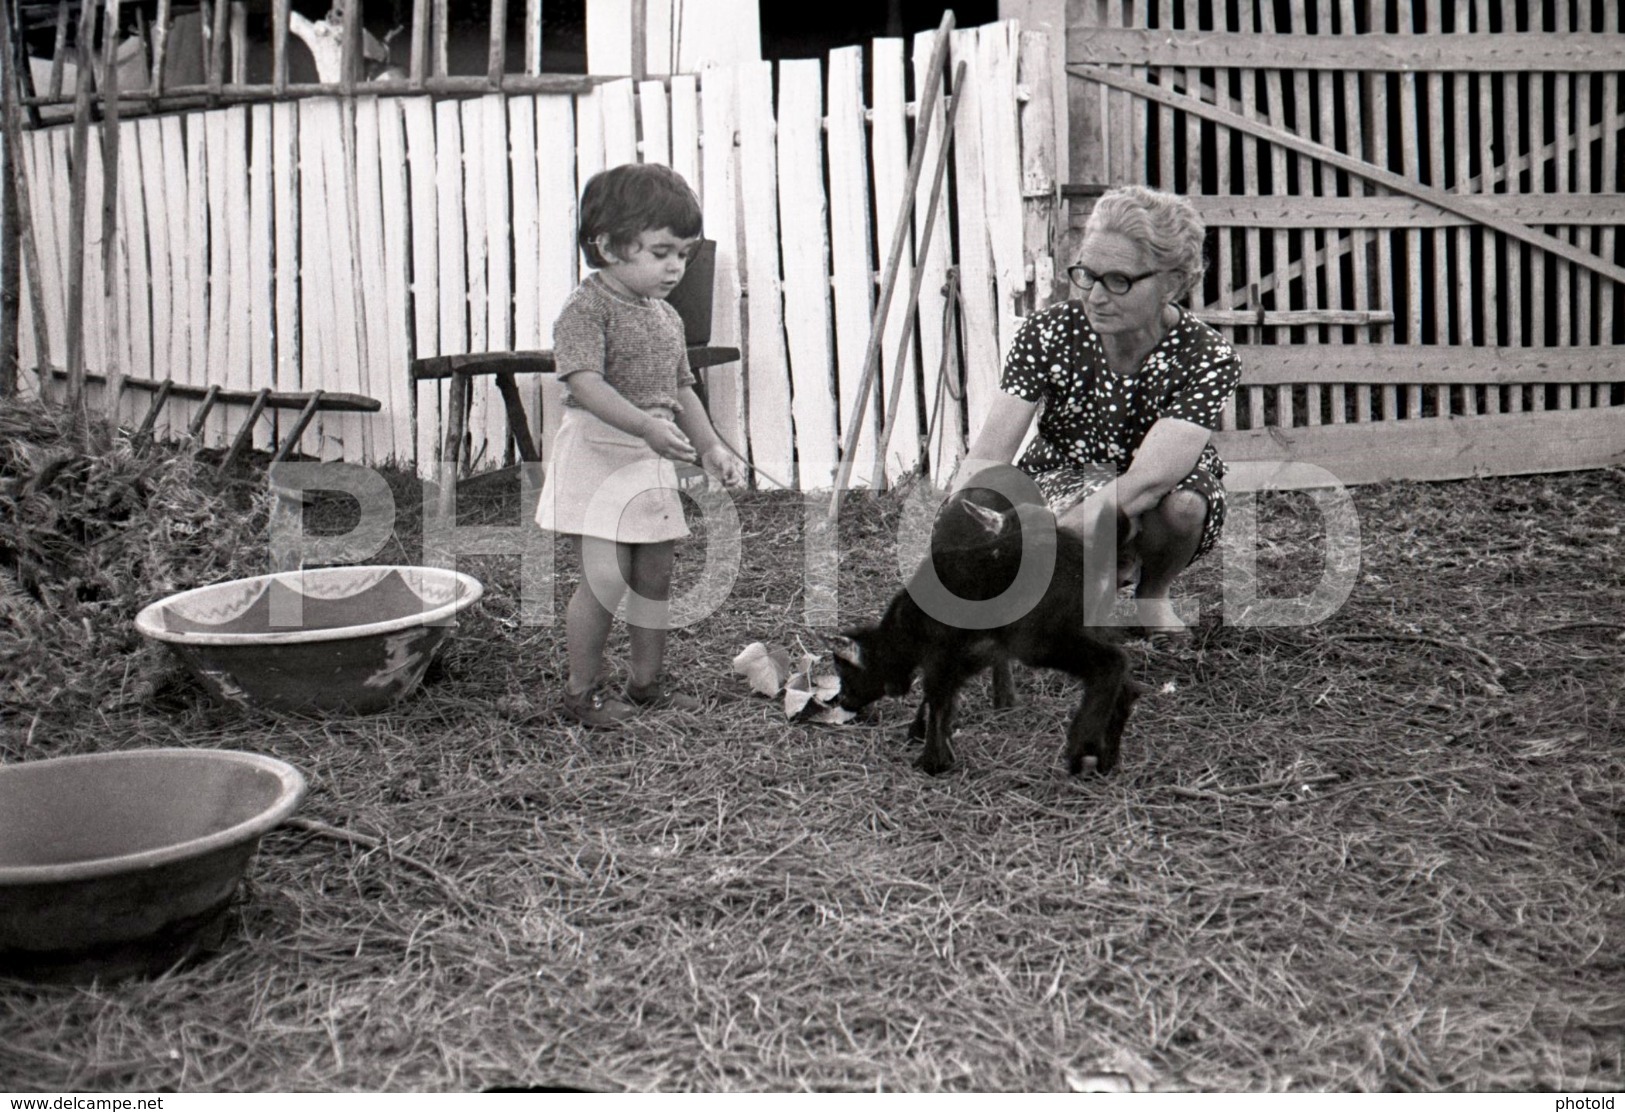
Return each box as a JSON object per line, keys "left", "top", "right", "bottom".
{"left": 1066, "top": 0, "right": 1625, "bottom": 486}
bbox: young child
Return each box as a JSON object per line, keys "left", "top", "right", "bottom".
{"left": 536, "top": 163, "right": 746, "bottom": 729}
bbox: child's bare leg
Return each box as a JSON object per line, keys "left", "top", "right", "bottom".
{"left": 625, "top": 540, "right": 675, "bottom": 687}
{"left": 566, "top": 536, "right": 632, "bottom": 694}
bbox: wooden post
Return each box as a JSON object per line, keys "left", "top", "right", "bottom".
{"left": 49, "top": 0, "right": 70, "bottom": 97}
{"left": 208, "top": 0, "right": 227, "bottom": 95}
{"left": 409, "top": 0, "right": 429, "bottom": 84}
{"left": 100, "top": 0, "right": 124, "bottom": 422}
{"left": 151, "top": 0, "right": 171, "bottom": 96}
{"left": 230, "top": 2, "right": 246, "bottom": 86}
{"left": 488, "top": 0, "right": 509, "bottom": 87}
{"left": 62, "top": 0, "right": 101, "bottom": 418}
{"left": 828, "top": 9, "right": 955, "bottom": 516}
{"left": 631, "top": 0, "right": 647, "bottom": 81}
{"left": 0, "top": 0, "right": 47, "bottom": 390}
{"left": 340, "top": 0, "right": 362, "bottom": 93}
{"left": 524, "top": 0, "right": 543, "bottom": 75}
{"left": 433, "top": 0, "right": 449, "bottom": 77}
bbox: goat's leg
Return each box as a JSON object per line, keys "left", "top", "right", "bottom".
{"left": 1095, "top": 678, "right": 1143, "bottom": 774}
{"left": 906, "top": 699, "right": 927, "bottom": 743}
{"left": 1033, "top": 635, "right": 1129, "bottom": 775}
{"left": 916, "top": 658, "right": 977, "bottom": 775}
{"left": 990, "top": 659, "right": 1016, "bottom": 709}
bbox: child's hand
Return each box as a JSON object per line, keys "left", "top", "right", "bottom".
{"left": 701, "top": 444, "right": 747, "bottom": 487}
{"left": 641, "top": 417, "right": 696, "bottom": 462}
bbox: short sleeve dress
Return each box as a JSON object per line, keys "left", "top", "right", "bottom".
{"left": 999, "top": 300, "right": 1242, "bottom": 562}
{"left": 534, "top": 274, "right": 697, "bottom": 544}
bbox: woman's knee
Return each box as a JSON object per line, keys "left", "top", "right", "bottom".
{"left": 1147, "top": 488, "right": 1208, "bottom": 539}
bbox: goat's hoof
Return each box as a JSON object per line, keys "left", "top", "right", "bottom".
{"left": 991, "top": 691, "right": 1017, "bottom": 711}
{"left": 905, "top": 722, "right": 926, "bottom": 744}
{"left": 915, "top": 751, "right": 955, "bottom": 776}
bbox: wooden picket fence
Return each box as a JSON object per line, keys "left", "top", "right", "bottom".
{"left": 14, "top": 18, "right": 1062, "bottom": 491}
{"left": 1068, "top": 0, "right": 1625, "bottom": 486}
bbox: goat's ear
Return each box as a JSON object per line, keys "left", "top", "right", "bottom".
{"left": 830, "top": 634, "right": 864, "bottom": 669}
{"left": 960, "top": 499, "right": 1009, "bottom": 536}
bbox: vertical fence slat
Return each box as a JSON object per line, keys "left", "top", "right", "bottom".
{"left": 948, "top": 29, "right": 1001, "bottom": 439}
{"left": 24, "top": 133, "right": 65, "bottom": 371}
{"left": 296, "top": 101, "right": 333, "bottom": 450}
{"left": 433, "top": 101, "right": 468, "bottom": 373}
{"left": 510, "top": 98, "right": 542, "bottom": 351}
{"left": 1602, "top": 5, "right": 1620, "bottom": 358}
{"left": 318, "top": 100, "right": 368, "bottom": 459}
{"left": 135, "top": 117, "right": 172, "bottom": 434}
{"left": 1313, "top": 0, "right": 1344, "bottom": 423}
{"left": 869, "top": 37, "right": 919, "bottom": 486}
{"left": 247, "top": 104, "right": 274, "bottom": 447}
{"left": 911, "top": 30, "right": 960, "bottom": 476}
{"left": 697, "top": 65, "right": 743, "bottom": 455}
{"left": 403, "top": 97, "right": 440, "bottom": 466}
{"left": 1425, "top": 1, "right": 1449, "bottom": 416}
{"left": 575, "top": 86, "right": 607, "bottom": 186}
{"left": 639, "top": 79, "right": 670, "bottom": 166}
{"left": 669, "top": 74, "right": 700, "bottom": 192}
{"left": 185, "top": 116, "right": 215, "bottom": 439}
{"left": 825, "top": 46, "right": 876, "bottom": 485}
{"left": 116, "top": 123, "right": 150, "bottom": 393}
{"left": 1018, "top": 29, "right": 1058, "bottom": 315}
{"left": 601, "top": 77, "right": 638, "bottom": 168}
{"left": 978, "top": 22, "right": 1026, "bottom": 373}
{"left": 221, "top": 107, "right": 253, "bottom": 441}
{"left": 353, "top": 97, "right": 395, "bottom": 461}
{"left": 1236, "top": 16, "right": 1265, "bottom": 427}
{"left": 83, "top": 125, "right": 108, "bottom": 397}
{"left": 375, "top": 98, "right": 415, "bottom": 463}
{"left": 776, "top": 58, "right": 837, "bottom": 489}
{"left": 737, "top": 60, "right": 794, "bottom": 487}
{"left": 482, "top": 94, "right": 513, "bottom": 461}
{"left": 534, "top": 93, "right": 578, "bottom": 466}
{"left": 460, "top": 98, "right": 492, "bottom": 463}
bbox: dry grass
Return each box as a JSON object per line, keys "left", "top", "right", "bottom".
{"left": 1, "top": 412, "right": 1621, "bottom": 1092}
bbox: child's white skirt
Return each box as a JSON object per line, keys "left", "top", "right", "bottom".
{"left": 536, "top": 405, "right": 690, "bottom": 543}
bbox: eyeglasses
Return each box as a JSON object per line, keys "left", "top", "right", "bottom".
{"left": 1066, "top": 265, "right": 1165, "bottom": 294}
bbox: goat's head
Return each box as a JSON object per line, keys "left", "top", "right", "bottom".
{"left": 831, "top": 629, "right": 914, "bottom": 711}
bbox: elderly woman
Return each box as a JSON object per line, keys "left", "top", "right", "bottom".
{"left": 957, "top": 185, "right": 1241, "bottom": 637}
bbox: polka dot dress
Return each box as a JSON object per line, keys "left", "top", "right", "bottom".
{"left": 1000, "top": 301, "right": 1242, "bottom": 562}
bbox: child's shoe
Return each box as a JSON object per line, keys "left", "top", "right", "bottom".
{"left": 625, "top": 672, "right": 703, "bottom": 713}
{"left": 561, "top": 682, "right": 635, "bottom": 729}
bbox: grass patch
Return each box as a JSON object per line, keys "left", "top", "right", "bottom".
{"left": 1, "top": 405, "right": 1621, "bottom": 1091}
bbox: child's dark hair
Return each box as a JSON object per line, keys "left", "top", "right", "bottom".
{"left": 578, "top": 163, "right": 703, "bottom": 269}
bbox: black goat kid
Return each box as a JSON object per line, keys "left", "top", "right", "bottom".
{"left": 834, "top": 485, "right": 1138, "bottom": 776}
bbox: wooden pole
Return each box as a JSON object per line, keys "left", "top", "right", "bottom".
{"left": 271, "top": 0, "right": 288, "bottom": 91}
{"left": 827, "top": 8, "right": 955, "bottom": 518}
{"left": 208, "top": 0, "right": 227, "bottom": 95}
{"left": 229, "top": 1, "right": 246, "bottom": 86}
{"left": 409, "top": 0, "right": 428, "bottom": 85}
{"left": 99, "top": 0, "right": 124, "bottom": 422}
{"left": 150, "top": 0, "right": 171, "bottom": 96}
{"left": 631, "top": 0, "right": 647, "bottom": 82}
{"left": 49, "top": 0, "right": 70, "bottom": 97}
{"left": 62, "top": 0, "right": 101, "bottom": 419}
{"left": 340, "top": 0, "right": 362, "bottom": 93}
{"left": 0, "top": 0, "right": 50, "bottom": 384}
{"left": 872, "top": 61, "right": 966, "bottom": 486}
{"left": 524, "top": 0, "right": 542, "bottom": 75}
{"left": 487, "top": 0, "right": 508, "bottom": 88}
{"left": 432, "top": 0, "right": 448, "bottom": 78}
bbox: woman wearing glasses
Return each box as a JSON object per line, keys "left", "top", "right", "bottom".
{"left": 957, "top": 185, "right": 1240, "bottom": 639}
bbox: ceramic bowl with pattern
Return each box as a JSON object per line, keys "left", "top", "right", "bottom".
{"left": 135, "top": 566, "right": 484, "bottom": 713}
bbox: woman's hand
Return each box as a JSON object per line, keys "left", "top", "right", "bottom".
{"left": 639, "top": 416, "right": 697, "bottom": 463}
{"left": 700, "top": 443, "right": 747, "bottom": 487}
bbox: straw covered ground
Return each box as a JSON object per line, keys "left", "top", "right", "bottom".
{"left": 1, "top": 397, "right": 1621, "bottom": 1092}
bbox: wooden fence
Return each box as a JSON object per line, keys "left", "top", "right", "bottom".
{"left": 1068, "top": 0, "right": 1625, "bottom": 486}
{"left": 13, "top": 16, "right": 1062, "bottom": 490}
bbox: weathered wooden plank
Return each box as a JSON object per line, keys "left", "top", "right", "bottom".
{"left": 1236, "top": 344, "right": 1625, "bottom": 385}
{"left": 481, "top": 94, "right": 512, "bottom": 398}
{"left": 115, "top": 120, "right": 151, "bottom": 392}
{"left": 978, "top": 21, "right": 1026, "bottom": 364}
{"left": 669, "top": 73, "right": 700, "bottom": 192}
{"left": 825, "top": 47, "right": 876, "bottom": 487}
{"left": 374, "top": 98, "right": 416, "bottom": 466}
{"left": 270, "top": 104, "right": 298, "bottom": 419}
{"left": 509, "top": 98, "right": 542, "bottom": 351}
{"left": 221, "top": 107, "right": 253, "bottom": 438}
{"left": 296, "top": 101, "right": 334, "bottom": 451}
{"left": 352, "top": 97, "right": 396, "bottom": 461}
{"left": 1170, "top": 191, "right": 1625, "bottom": 228}
{"left": 533, "top": 94, "right": 577, "bottom": 467}
{"left": 1019, "top": 30, "right": 1058, "bottom": 313}
{"left": 575, "top": 86, "right": 606, "bottom": 186}
{"left": 1065, "top": 28, "right": 1625, "bottom": 72}
{"left": 247, "top": 103, "right": 274, "bottom": 448}
{"left": 402, "top": 96, "right": 440, "bottom": 469}
{"left": 314, "top": 99, "right": 368, "bottom": 460}
{"left": 461, "top": 97, "right": 494, "bottom": 465}
{"left": 912, "top": 29, "right": 960, "bottom": 479}
{"left": 134, "top": 117, "right": 172, "bottom": 434}
{"left": 183, "top": 116, "right": 216, "bottom": 439}
{"left": 24, "top": 132, "right": 65, "bottom": 370}
{"left": 868, "top": 38, "right": 919, "bottom": 487}
{"left": 736, "top": 61, "right": 794, "bottom": 487}
{"left": 600, "top": 77, "right": 638, "bottom": 168}
{"left": 697, "top": 64, "right": 743, "bottom": 456}
{"left": 638, "top": 79, "right": 669, "bottom": 166}
{"left": 1218, "top": 406, "right": 1625, "bottom": 490}
{"left": 948, "top": 29, "right": 1002, "bottom": 439}
{"left": 775, "top": 58, "right": 837, "bottom": 490}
